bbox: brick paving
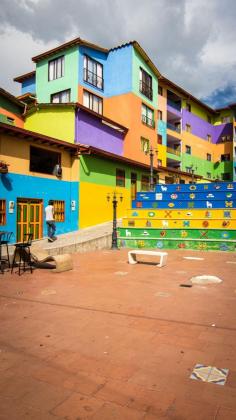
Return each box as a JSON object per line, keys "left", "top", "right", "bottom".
{"left": 0, "top": 249, "right": 236, "bottom": 419}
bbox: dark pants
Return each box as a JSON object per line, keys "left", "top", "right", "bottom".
{"left": 46, "top": 221, "right": 56, "bottom": 239}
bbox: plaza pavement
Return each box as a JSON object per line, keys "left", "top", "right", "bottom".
{"left": 0, "top": 249, "right": 236, "bottom": 419}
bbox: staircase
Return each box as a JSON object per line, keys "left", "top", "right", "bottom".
{"left": 118, "top": 182, "right": 236, "bottom": 252}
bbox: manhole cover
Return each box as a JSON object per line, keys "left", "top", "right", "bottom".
{"left": 190, "top": 275, "right": 222, "bottom": 285}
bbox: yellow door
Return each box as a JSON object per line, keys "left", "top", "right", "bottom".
{"left": 17, "top": 200, "right": 43, "bottom": 242}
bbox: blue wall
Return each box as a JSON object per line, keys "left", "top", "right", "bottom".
{"left": 22, "top": 76, "right": 36, "bottom": 95}
{"left": 1, "top": 173, "right": 79, "bottom": 242}
{"left": 158, "top": 120, "right": 167, "bottom": 146}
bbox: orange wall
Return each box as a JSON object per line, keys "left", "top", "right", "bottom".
{"left": 182, "top": 132, "right": 216, "bottom": 160}
{"left": 0, "top": 107, "right": 24, "bottom": 128}
{"left": 158, "top": 93, "right": 167, "bottom": 121}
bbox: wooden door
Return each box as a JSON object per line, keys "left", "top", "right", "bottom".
{"left": 131, "top": 173, "right": 137, "bottom": 201}
{"left": 17, "top": 199, "right": 43, "bottom": 242}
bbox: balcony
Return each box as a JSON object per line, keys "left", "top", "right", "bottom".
{"left": 83, "top": 68, "right": 103, "bottom": 90}
{"left": 141, "top": 114, "right": 155, "bottom": 128}
{"left": 167, "top": 147, "right": 181, "bottom": 156}
{"left": 139, "top": 80, "right": 153, "bottom": 101}
{"left": 167, "top": 99, "right": 181, "bottom": 111}
{"left": 167, "top": 122, "right": 181, "bottom": 133}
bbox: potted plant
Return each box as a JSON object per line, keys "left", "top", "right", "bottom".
{"left": 0, "top": 160, "right": 9, "bottom": 174}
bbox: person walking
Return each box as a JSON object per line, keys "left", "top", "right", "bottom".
{"left": 45, "top": 200, "right": 57, "bottom": 242}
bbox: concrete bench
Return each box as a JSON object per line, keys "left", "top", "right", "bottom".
{"left": 128, "top": 250, "right": 168, "bottom": 267}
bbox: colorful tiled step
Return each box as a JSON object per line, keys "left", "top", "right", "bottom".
{"left": 126, "top": 209, "right": 236, "bottom": 219}
{"left": 154, "top": 182, "right": 236, "bottom": 193}
{"left": 136, "top": 191, "right": 236, "bottom": 201}
{"left": 122, "top": 218, "right": 236, "bottom": 229}
{"left": 132, "top": 200, "right": 236, "bottom": 209}
{"left": 118, "top": 228, "right": 236, "bottom": 240}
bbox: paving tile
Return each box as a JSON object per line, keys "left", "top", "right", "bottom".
{"left": 216, "top": 406, "right": 236, "bottom": 419}
{"left": 52, "top": 392, "right": 104, "bottom": 419}
{"left": 190, "top": 364, "right": 229, "bottom": 385}
{"left": 90, "top": 401, "right": 145, "bottom": 420}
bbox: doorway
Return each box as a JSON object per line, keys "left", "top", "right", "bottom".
{"left": 17, "top": 199, "right": 43, "bottom": 242}
{"left": 131, "top": 173, "right": 137, "bottom": 201}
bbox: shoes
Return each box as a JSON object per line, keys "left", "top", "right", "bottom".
{"left": 48, "top": 238, "right": 54, "bottom": 242}
{"left": 52, "top": 236, "right": 57, "bottom": 241}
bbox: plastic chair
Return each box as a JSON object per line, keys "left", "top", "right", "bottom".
{"left": 11, "top": 233, "right": 34, "bottom": 275}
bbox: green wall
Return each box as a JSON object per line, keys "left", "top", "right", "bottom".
{"left": 182, "top": 153, "right": 233, "bottom": 180}
{"left": 36, "top": 46, "right": 79, "bottom": 103}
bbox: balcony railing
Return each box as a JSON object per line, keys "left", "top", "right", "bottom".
{"left": 83, "top": 68, "right": 104, "bottom": 90}
{"left": 139, "top": 80, "right": 153, "bottom": 101}
{"left": 141, "top": 114, "right": 155, "bottom": 128}
{"left": 167, "top": 147, "right": 181, "bottom": 156}
{"left": 167, "top": 99, "right": 181, "bottom": 111}
{"left": 167, "top": 122, "right": 181, "bottom": 133}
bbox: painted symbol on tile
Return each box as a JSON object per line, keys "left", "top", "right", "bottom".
{"left": 168, "top": 202, "right": 175, "bottom": 208}
{"left": 183, "top": 221, "right": 190, "bottom": 227}
{"left": 132, "top": 212, "right": 139, "bottom": 216}
{"left": 198, "top": 243, "right": 207, "bottom": 250}
{"left": 162, "top": 220, "right": 169, "bottom": 227}
{"left": 128, "top": 220, "right": 135, "bottom": 227}
{"left": 148, "top": 212, "right": 156, "bottom": 217}
{"left": 125, "top": 229, "right": 131, "bottom": 237}
{"left": 204, "top": 185, "right": 209, "bottom": 190}
{"left": 160, "top": 231, "right": 166, "bottom": 237}
{"left": 189, "top": 193, "right": 195, "bottom": 199}
{"left": 207, "top": 193, "right": 214, "bottom": 198}
{"left": 156, "top": 241, "right": 164, "bottom": 248}
{"left": 181, "top": 230, "right": 188, "bottom": 238}
{"left": 137, "top": 240, "right": 145, "bottom": 248}
{"left": 178, "top": 243, "right": 186, "bottom": 248}
{"left": 227, "top": 183, "right": 234, "bottom": 189}
{"left": 136, "top": 202, "right": 142, "bottom": 208}
{"left": 176, "top": 186, "right": 181, "bottom": 191}
{"left": 190, "top": 364, "right": 229, "bottom": 386}
{"left": 141, "top": 230, "right": 149, "bottom": 236}
{"left": 220, "top": 243, "right": 229, "bottom": 251}
{"left": 226, "top": 193, "right": 232, "bottom": 198}
{"left": 200, "top": 230, "right": 208, "bottom": 239}
{"left": 189, "top": 185, "right": 196, "bottom": 190}
{"left": 224, "top": 211, "right": 231, "bottom": 218}
{"left": 206, "top": 201, "right": 212, "bottom": 208}
{"left": 225, "top": 201, "right": 233, "bottom": 207}
{"left": 221, "top": 232, "right": 229, "bottom": 239}
{"left": 205, "top": 211, "right": 212, "bottom": 218}
{"left": 146, "top": 220, "right": 152, "bottom": 227}
{"left": 214, "top": 184, "right": 221, "bottom": 190}
{"left": 155, "top": 193, "right": 163, "bottom": 200}
{"left": 171, "top": 193, "right": 178, "bottom": 199}
{"left": 188, "top": 202, "right": 194, "bottom": 208}
{"left": 202, "top": 221, "right": 209, "bottom": 227}
{"left": 164, "top": 211, "right": 172, "bottom": 218}
{"left": 222, "top": 220, "right": 230, "bottom": 227}
{"left": 161, "top": 186, "right": 167, "bottom": 191}
{"left": 186, "top": 212, "right": 192, "bottom": 216}
{"left": 152, "top": 202, "right": 158, "bottom": 208}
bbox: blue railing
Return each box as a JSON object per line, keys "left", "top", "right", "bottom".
{"left": 167, "top": 122, "right": 181, "bottom": 133}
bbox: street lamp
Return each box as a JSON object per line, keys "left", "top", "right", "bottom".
{"left": 107, "top": 191, "right": 123, "bottom": 250}
{"left": 145, "top": 146, "right": 158, "bottom": 191}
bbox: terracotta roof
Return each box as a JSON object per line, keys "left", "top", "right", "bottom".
{"left": 0, "top": 87, "right": 25, "bottom": 108}
{"left": 14, "top": 71, "right": 36, "bottom": 83}
{"left": 0, "top": 122, "right": 78, "bottom": 152}
{"left": 32, "top": 37, "right": 108, "bottom": 63}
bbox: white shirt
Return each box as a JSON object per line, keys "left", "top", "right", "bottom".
{"left": 45, "top": 205, "right": 54, "bottom": 221}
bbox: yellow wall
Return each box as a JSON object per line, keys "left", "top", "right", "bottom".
{"left": 79, "top": 182, "right": 130, "bottom": 228}
{"left": 0, "top": 133, "right": 79, "bottom": 181}
{"left": 25, "top": 107, "right": 75, "bottom": 143}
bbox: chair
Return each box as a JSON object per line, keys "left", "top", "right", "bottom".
{"left": 0, "top": 232, "right": 13, "bottom": 271}
{"left": 11, "top": 233, "right": 34, "bottom": 275}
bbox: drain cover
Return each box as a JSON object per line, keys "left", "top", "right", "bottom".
{"left": 190, "top": 275, "right": 222, "bottom": 285}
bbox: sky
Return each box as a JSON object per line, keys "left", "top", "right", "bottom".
{"left": 0, "top": 0, "right": 236, "bottom": 109}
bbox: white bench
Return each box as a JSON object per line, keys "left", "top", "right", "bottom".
{"left": 128, "top": 250, "right": 168, "bottom": 267}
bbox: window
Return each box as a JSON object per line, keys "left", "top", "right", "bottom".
{"left": 207, "top": 116, "right": 212, "bottom": 124}
{"left": 83, "top": 90, "right": 103, "bottom": 115}
{"left": 186, "top": 103, "right": 191, "bottom": 112}
{"left": 157, "top": 159, "right": 162, "bottom": 167}
{"left": 0, "top": 200, "right": 6, "bottom": 225}
{"left": 157, "top": 134, "right": 162, "bottom": 144}
{"left": 207, "top": 134, "right": 212, "bottom": 142}
{"left": 185, "top": 166, "right": 192, "bottom": 173}
{"left": 139, "top": 68, "right": 153, "bottom": 100}
{"left": 221, "top": 135, "right": 231, "bottom": 142}
{"left": 52, "top": 200, "right": 65, "bottom": 222}
{"left": 141, "top": 137, "right": 149, "bottom": 153}
{"left": 83, "top": 55, "right": 103, "bottom": 90}
{"left": 207, "top": 172, "right": 211, "bottom": 179}
{"left": 116, "top": 169, "right": 125, "bottom": 187}
{"left": 30, "top": 146, "right": 61, "bottom": 175}
{"left": 141, "top": 175, "right": 150, "bottom": 191}
{"left": 221, "top": 116, "right": 230, "bottom": 123}
{"left": 158, "top": 110, "right": 163, "bottom": 120}
{"left": 185, "top": 124, "right": 191, "bottom": 133}
{"left": 51, "top": 89, "right": 71, "bottom": 103}
{"left": 222, "top": 173, "right": 231, "bottom": 180}
{"left": 221, "top": 154, "right": 230, "bottom": 162}
{"left": 48, "top": 56, "right": 64, "bottom": 81}
{"left": 207, "top": 153, "right": 211, "bottom": 161}
{"left": 158, "top": 86, "right": 163, "bottom": 96}
{"left": 185, "top": 145, "right": 191, "bottom": 154}
{"left": 141, "top": 104, "right": 155, "bottom": 128}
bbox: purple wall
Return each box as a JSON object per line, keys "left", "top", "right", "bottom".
{"left": 182, "top": 109, "right": 233, "bottom": 144}
{"left": 76, "top": 109, "right": 124, "bottom": 155}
